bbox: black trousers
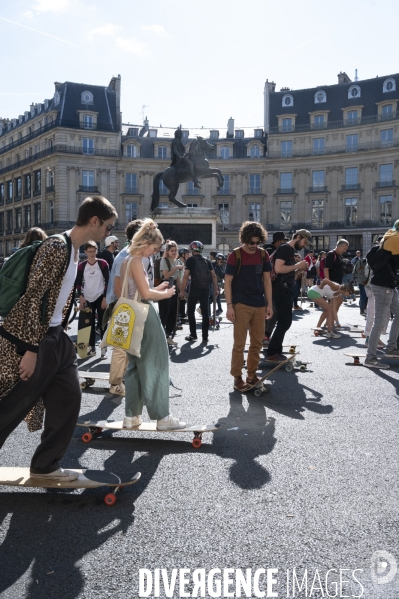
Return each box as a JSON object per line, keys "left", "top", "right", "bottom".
{"left": 160, "top": 293, "right": 178, "bottom": 337}
{"left": 0, "top": 326, "right": 81, "bottom": 473}
{"left": 267, "top": 286, "right": 294, "bottom": 357}
{"left": 187, "top": 288, "right": 209, "bottom": 339}
{"left": 87, "top": 295, "right": 105, "bottom": 347}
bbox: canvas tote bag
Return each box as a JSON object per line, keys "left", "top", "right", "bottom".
{"left": 100, "top": 258, "right": 149, "bottom": 358}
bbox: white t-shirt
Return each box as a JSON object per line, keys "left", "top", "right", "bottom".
{"left": 310, "top": 283, "right": 336, "bottom": 299}
{"left": 50, "top": 238, "right": 78, "bottom": 327}
{"left": 82, "top": 260, "right": 105, "bottom": 302}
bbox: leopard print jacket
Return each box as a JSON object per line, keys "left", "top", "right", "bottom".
{"left": 0, "top": 236, "right": 74, "bottom": 400}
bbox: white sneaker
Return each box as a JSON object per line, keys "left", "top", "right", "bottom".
{"left": 325, "top": 331, "right": 341, "bottom": 339}
{"left": 167, "top": 337, "right": 178, "bottom": 346}
{"left": 100, "top": 347, "right": 108, "bottom": 359}
{"left": 157, "top": 415, "right": 186, "bottom": 430}
{"left": 196, "top": 307, "right": 202, "bottom": 315}
{"left": 30, "top": 468, "right": 79, "bottom": 482}
{"left": 123, "top": 416, "right": 142, "bottom": 428}
{"left": 109, "top": 383, "right": 125, "bottom": 396}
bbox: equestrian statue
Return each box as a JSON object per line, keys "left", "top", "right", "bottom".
{"left": 151, "top": 127, "right": 224, "bottom": 211}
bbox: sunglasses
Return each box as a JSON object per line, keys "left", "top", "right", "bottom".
{"left": 248, "top": 241, "right": 261, "bottom": 246}
{"left": 100, "top": 219, "right": 115, "bottom": 232}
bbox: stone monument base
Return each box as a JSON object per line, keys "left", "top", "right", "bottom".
{"left": 152, "top": 208, "right": 219, "bottom": 250}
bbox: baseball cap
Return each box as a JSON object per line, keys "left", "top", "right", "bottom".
{"left": 272, "top": 231, "right": 288, "bottom": 243}
{"left": 295, "top": 229, "right": 313, "bottom": 248}
{"left": 105, "top": 235, "right": 118, "bottom": 247}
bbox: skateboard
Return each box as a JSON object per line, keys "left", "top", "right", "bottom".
{"left": 313, "top": 327, "right": 332, "bottom": 337}
{"left": 260, "top": 357, "right": 310, "bottom": 372}
{"left": 0, "top": 467, "right": 141, "bottom": 506}
{"left": 79, "top": 371, "right": 110, "bottom": 389}
{"left": 77, "top": 304, "right": 92, "bottom": 359}
{"left": 246, "top": 344, "right": 297, "bottom": 354}
{"left": 77, "top": 420, "right": 220, "bottom": 449}
{"left": 241, "top": 354, "right": 298, "bottom": 397}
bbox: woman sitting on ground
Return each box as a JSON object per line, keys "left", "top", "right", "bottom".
{"left": 308, "top": 279, "right": 354, "bottom": 338}
{"left": 119, "top": 219, "right": 186, "bottom": 431}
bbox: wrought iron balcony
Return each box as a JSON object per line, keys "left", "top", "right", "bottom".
{"left": 269, "top": 111, "right": 399, "bottom": 134}
{"left": 308, "top": 186, "right": 328, "bottom": 193}
{"left": 125, "top": 187, "right": 139, "bottom": 194}
{"left": 14, "top": 195, "right": 21, "bottom": 201}
{"left": 23, "top": 193, "right": 31, "bottom": 199}
{"left": 5, "top": 229, "right": 12, "bottom": 235}
{"left": 79, "top": 185, "right": 99, "bottom": 193}
{"left": 276, "top": 187, "right": 295, "bottom": 194}
{"left": 217, "top": 188, "right": 231, "bottom": 195}
{"left": 33, "top": 189, "right": 41, "bottom": 196}
{"left": 45, "top": 185, "right": 55, "bottom": 193}
{"left": 375, "top": 180, "right": 396, "bottom": 188}
{"left": 247, "top": 187, "right": 262, "bottom": 194}
{"left": 341, "top": 183, "right": 361, "bottom": 191}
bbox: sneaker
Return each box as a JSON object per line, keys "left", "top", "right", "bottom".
{"left": 384, "top": 348, "right": 399, "bottom": 358}
{"left": 334, "top": 322, "right": 341, "bottom": 328}
{"left": 364, "top": 359, "right": 390, "bottom": 369}
{"left": 100, "top": 347, "right": 108, "bottom": 359}
{"left": 262, "top": 335, "right": 270, "bottom": 346}
{"left": 123, "top": 415, "right": 142, "bottom": 428}
{"left": 157, "top": 415, "right": 186, "bottom": 430}
{"left": 265, "top": 354, "right": 286, "bottom": 363}
{"left": 234, "top": 376, "right": 250, "bottom": 391}
{"left": 87, "top": 347, "right": 96, "bottom": 357}
{"left": 185, "top": 335, "right": 198, "bottom": 342}
{"left": 109, "top": 383, "right": 125, "bottom": 396}
{"left": 167, "top": 337, "right": 178, "bottom": 346}
{"left": 325, "top": 331, "right": 341, "bottom": 339}
{"left": 202, "top": 338, "right": 209, "bottom": 344}
{"left": 378, "top": 340, "right": 386, "bottom": 349}
{"left": 30, "top": 468, "right": 79, "bottom": 482}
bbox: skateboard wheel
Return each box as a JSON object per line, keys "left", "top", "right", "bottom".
{"left": 254, "top": 389, "right": 262, "bottom": 397}
{"left": 80, "top": 382, "right": 87, "bottom": 389}
{"left": 289, "top": 347, "right": 295, "bottom": 354}
{"left": 314, "top": 331, "right": 319, "bottom": 336}
{"left": 285, "top": 364, "right": 293, "bottom": 372}
{"left": 82, "top": 432, "right": 93, "bottom": 443}
{"left": 104, "top": 493, "right": 117, "bottom": 506}
{"left": 192, "top": 437, "right": 202, "bottom": 449}
{"left": 299, "top": 365, "right": 307, "bottom": 372}
{"left": 216, "top": 325, "right": 220, "bottom": 330}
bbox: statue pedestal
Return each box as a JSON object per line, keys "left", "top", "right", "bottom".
{"left": 152, "top": 208, "right": 219, "bottom": 250}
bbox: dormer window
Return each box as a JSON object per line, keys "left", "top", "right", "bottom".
{"left": 383, "top": 78, "right": 396, "bottom": 93}
{"left": 182, "top": 130, "right": 189, "bottom": 139}
{"left": 282, "top": 94, "right": 294, "bottom": 107}
{"left": 314, "top": 90, "right": 327, "bottom": 104}
{"left": 128, "top": 128, "right": 138, "bottom": 137}
{"left": 37, "top": 104, "right": 42, "bottom": 114}
{"left": 254, "top": 129, "right": 263, "bottom": 137}
{"left": 24, "top": 111, "right": 29, "bottom": 121}
{"left": 149, "top": 129, "right": 157, "bottom": 138}
{"left": 210, "top": 130, "right": 219, "bottom": 139}
{"left": 54, "top": 91, "right": 60, "bottom": 105}
{"left": 235, "top": 130, "right": 244, "bottom": 138}
{"left": 18, "top": 115, "right": 23, "bottom": 124}
{"left": 81, "top": 91, "right": 94, "bottom": 104}
{"left": 348, "top": 85, "right": 361, "bottom": 99}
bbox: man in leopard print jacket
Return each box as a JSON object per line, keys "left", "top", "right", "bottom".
{"left": 0, "top": 195, "right": 117, "bottom": 482}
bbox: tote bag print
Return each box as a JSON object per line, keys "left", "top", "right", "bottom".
{"left": 107, "top": 303, "right": 136, "bottom": 350}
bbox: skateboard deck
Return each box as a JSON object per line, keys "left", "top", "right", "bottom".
{"left": 260, "top": 357, "right": 310, "bottom": 372}
{"left": 241, "top": 354, "right": 298, "bottom": 397}
{"left": 0, "top": 468, "right": 141, "bottom": 506}
{"left": 245, "top": 344, "right": 298, "bottom": 354}
{"left": 77, "top": 420, "right": 220, "bottom": 449}
{"left": 77, "top": 305, "right": 92, "bottom": 359}
{"left": 79, "top": 371, "right": 110, "bottom": 389}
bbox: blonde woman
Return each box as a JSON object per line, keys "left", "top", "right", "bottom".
{"left": 120, "top": 219, "right": 186, "bottom": 430}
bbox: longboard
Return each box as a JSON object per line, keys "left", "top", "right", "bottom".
{"left": 0, "top": 468, "right": 141, "bottom": 506}
{"left": 77, "top": 305, "right": 92, "bottom": 359}
{"left": 345, "top": 353, "right": 367, "bottom": 365}
{"left": 77, "top": 420, "right": 220, "bottom": 449}
{"left": 79, "top": 371, "right": 110, "bottom": 389}
{"left": 241, "top": 354, "right": 298, "bottom": 397}
{"left": 245, "top": 344, "right": 298, "bottom": 354}
{"left": 260, "top": 357, "right": 310, "bottom": 372}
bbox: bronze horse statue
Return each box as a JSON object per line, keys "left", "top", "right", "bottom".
{"left": 151, "top": 137, "right": 224, "bottom": 211}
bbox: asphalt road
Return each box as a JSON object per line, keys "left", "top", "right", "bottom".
{"left": 0, "top": 298, "right": 398, "bottom": 599}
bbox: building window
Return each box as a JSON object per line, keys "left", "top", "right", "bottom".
{"left": 24, "top": 205, "right": 31, "bottom": 228}
{"left": 15, "top": 177, "right": 22, "bottom": 199}
{"left": 381, "top": 129, "right": 393, "bottom": 147}
{"left": 381, "top": 104, "right": 393, "bottom": 119}
{"left": 282, "top": 94, "right": 294, "bottom": 107}
{"left": 158, "top": 203, "right": 168, "bottom": 209}
{"left": 380, "top": 195, "right": 392, "bottom": 225}
{"left": 348, "top": 85, "right": 361, "bottom": 99}
{"left": 220, "top": 146, "right": 230, "bottom": 159}
{"left": 282, "top": 118, "right": 292, "bottom": 132}
{"left": 24, "top": 174, "right": 31, "bottom": 198}
{"left": 82, "top": 138, "right": 94, "bottom": 155}
{"left": 187, "top": 181, "right": 199, "bottom": 195}
{"left": 249, "top": 202, "right": 261, "bottom": 221}
{"left": 346, "top": 134, "right": 358, "bottom": 152}
{"left": 159, "top": 180, "right": 168, "bottom": 195}
{"left": 83, "top": 115, "right": 94, "bottom": 129}
{"left": 312, "top": 200, "right": 324, "bottom": 228}
{"left": 218, "top": 175, "right": 230, "bottom": 195}
{"left": 15, "top": 208, "right": 22, "bottom": 231}
{"left": 7, "top": 180, "right": 13, "bottom": 201}
{"left": 126, "top": 173, "right": 137, "bottom": 194}
{"left": 0, "top": 184, "right": 4, "bottom": 205}
{"left": 313, "top": 138, "right": 325, "bottom": 155}
{"left": 280, "top": 172, "right": 292, "bottom": 192}
{"left": 81, "top": 91, "right": 94, "bottom": 104}
{"left": 210, "top": 130, "right": 219, "bottom": 139}
{"left": 383, "top": 78, "right": 396, "bottom": 93}
{"left": 126, "top": 202, "right": 137, "bottom": 222}
{"left": 49, "top": 200, "right": 54, "bottom": 224}
{"left": 345, "top": 167, "right": 358, "bottom": 188}
{"left": 47, "top": 170, "right": 54, "bottom": 190}
{"left": 157, "top": 146, "right": 167, "bottom": 159}
{"left": 312, "top": 235, "right": 329, "bottom": 251}
{"left": 6, "top": 210, "right": 13, "bottom": 231}
{"left": 314, "top": 90, "right": 327, "bottom": 104}
{"left": 249, "top": 174, "right": 261, "bottom": 194}
{"left": 345, "top": 198, "right": 357, "bottom": 226}
{"left": 182, "top": 131, "right": 189, "bottom": 139}
{"left": 82, "top": 170, "right": 95, "bottom": 190}
{"left": 281, "top": 140, "right": 292, "bottom": 158}
{"left": 127, "top": 144, "right": 137, "bottom": 158}
{"left": 347, "top": 110, "right": 359, "bottom": 124}
{"left": 218, "top": 203, "right": 229, "bottom": 228}
{"left": 313, "top": 115, "right": 325, "bottom": 129}
{"left": 235, "top": 130, "right": 244, "bottom": 138}
{"left": 186, "top": 203, "right": 198, "bottom": 208}
{"left": 312, "top": 170, "right": 325, "bottom": 190}
{"left": 34, "top": 203, "right": 41, "bottom": 225}
{"left": 254, "top": 129, "right": 263, "bottom": 137}
{"left": 250, "top": 145, "right": 261, "bottom": 158}
{"left": 380, "top": 164, "right": 393, "bottom": 185}
{"left": 280, "top": 201, "right": 292, "bottom": 227}
{"left": 0, "top": 213, "right": 3, "bottom": 234}
{"left": 149, "top": 130, "right": 157, "bottom": 138}
{"left": 33, "top": 170, "right": 41, "bottom": 195}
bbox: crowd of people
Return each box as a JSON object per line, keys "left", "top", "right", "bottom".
{"left": 1, "top": 194, "right": 399, "bottom": 483}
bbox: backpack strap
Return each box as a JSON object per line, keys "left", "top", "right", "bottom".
{"left": 234, "top": 247, "right": 241, "bottom": 276}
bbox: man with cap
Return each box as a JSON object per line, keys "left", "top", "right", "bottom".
{"left": 97, "top": 235, "right": 119, "bottom": 272}
{"left": 263, "top": 231, "right": 288, "bottom": 344}
{"left": 266, "top": 230, "right": 310, "bottom": 362}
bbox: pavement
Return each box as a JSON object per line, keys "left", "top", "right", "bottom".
{"left": 0, "top": 298, "right": 398, "bottom": 599}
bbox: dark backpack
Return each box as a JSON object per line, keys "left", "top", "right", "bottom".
{"left": 0, "top": 234, "right": 67, "bottom": 318}
{"left": 268, "top": 250, "right": 278, "bottom": 282}
{"left": 366, "top": 244, "right": 392, "bottom": 274}
{"left": 191, "top": 255, "right": 211, "bottom": 290}
{"left": 355, "top": 258, "right": 369, "bottom": 285}
{"left": 342, "top": 258, "right": 354, "bottom": 274}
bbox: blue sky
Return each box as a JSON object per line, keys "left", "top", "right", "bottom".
{"left": 1, "top": 0, "right": 398, "bottom": 129}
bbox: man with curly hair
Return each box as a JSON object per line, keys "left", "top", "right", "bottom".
{"left": 224, "top": 221, "right": 273, "bottom": 391}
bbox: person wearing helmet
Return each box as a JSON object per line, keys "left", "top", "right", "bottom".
{"left": 177, "top": 247, "right": 190, "bottom": 321}
{"left": 180, "top": 241, "right": 219, "bottom": 343}
{"left": 212, "top": 253, "right": 226, "bottom": 315}
{"left": 97, "top": 235, "right": 119, "bottom": 272}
